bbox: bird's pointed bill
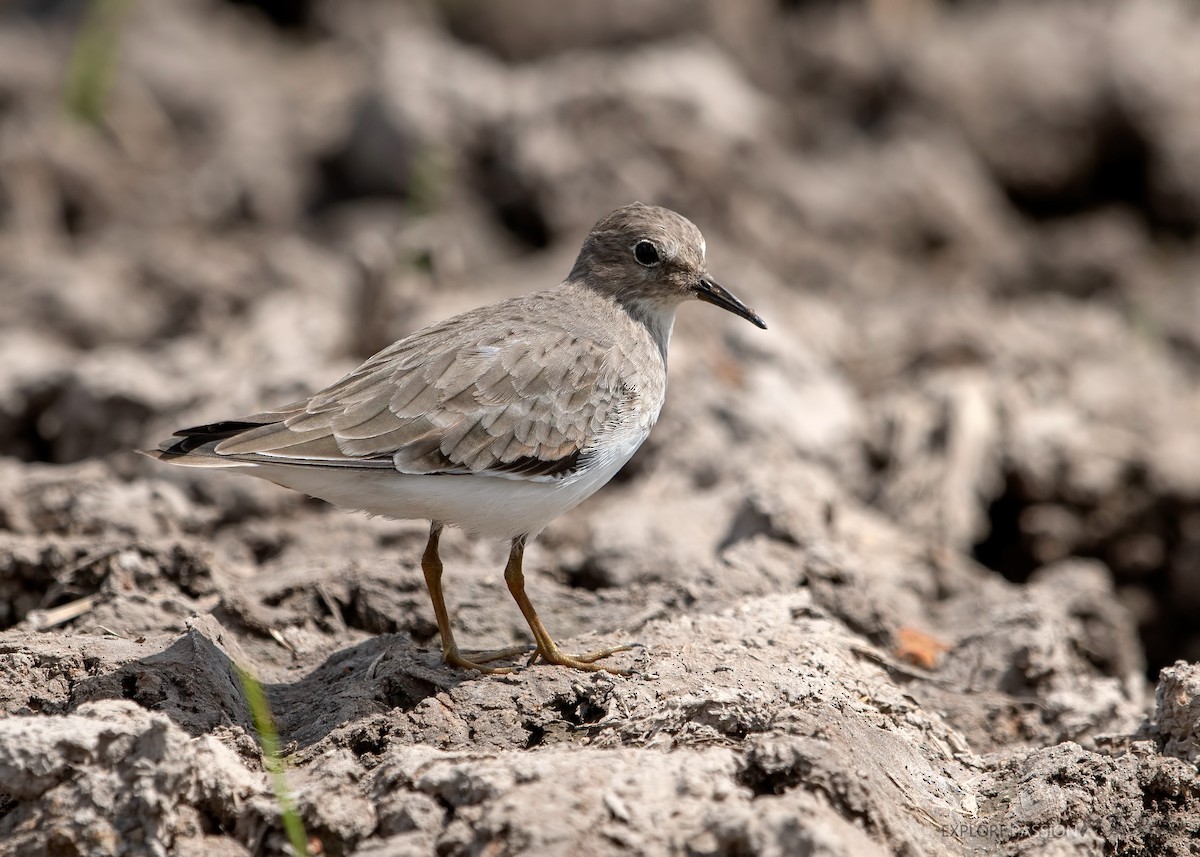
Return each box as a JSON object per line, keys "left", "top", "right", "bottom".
{"left": 696, "top": 278, "right": 767, "bottom": 329}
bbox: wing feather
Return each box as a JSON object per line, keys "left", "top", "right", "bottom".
{"left": 186, "top": 294, "right": 655, "bottom": 481}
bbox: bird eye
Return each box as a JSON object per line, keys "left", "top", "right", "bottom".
{"left": 633, "top": 240, "right": 660, "bottom": 267}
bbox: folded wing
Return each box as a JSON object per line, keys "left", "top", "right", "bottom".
{"left": 165, "top": 323, "right": 640, "bottom": 482}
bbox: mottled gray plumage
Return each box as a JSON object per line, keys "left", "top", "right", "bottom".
{"left": 146, "top": 202, "right": 765, "bottom": 673}
{"left": 201, "top": 286, "right": 659, "bottom": 481}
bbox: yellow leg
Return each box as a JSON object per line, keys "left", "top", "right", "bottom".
{"left": 421, "top": 523, "right": 530, "bottom": 673}
{"left": 503, "top": 536, "right": 632, "bottom": 674}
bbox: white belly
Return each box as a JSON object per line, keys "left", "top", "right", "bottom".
{"left": 247, "top": 433, "right": 644, "bottom": 539}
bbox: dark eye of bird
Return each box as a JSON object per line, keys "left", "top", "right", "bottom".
{"left": 634, "top": 240, "right": 660, "bottom": 267}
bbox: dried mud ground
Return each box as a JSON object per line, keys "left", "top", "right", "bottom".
{"left": 4, "top": 1, "right": 1200, "bottom": 855}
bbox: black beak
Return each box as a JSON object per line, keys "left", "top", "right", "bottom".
{"left": 695, "top": 278, "right": 767, "bottom": 330}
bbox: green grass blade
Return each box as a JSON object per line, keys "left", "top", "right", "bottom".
{"left": 63, "top": 0, "right": 136, "bottom": 125}
{"left": 235, "top": 664, "right": 310, "bottom": 857}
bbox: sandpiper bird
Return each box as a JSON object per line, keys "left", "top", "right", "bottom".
{"left": 146, "top": 203, "right": 766, "bottom": 673}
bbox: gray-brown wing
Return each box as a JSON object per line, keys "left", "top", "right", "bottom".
{"left": 211, "top": 328, "right": 639, "bottom": 480}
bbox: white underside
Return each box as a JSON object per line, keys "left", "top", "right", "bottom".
{"left": 241, "top": 433, "right": 645, "bottom": 539}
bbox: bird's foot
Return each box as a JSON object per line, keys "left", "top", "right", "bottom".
{"left": 528, "top": 642, "right": 634, "bottom": 674}
{"left": 443, "top": 644, "right": 533, "bottom": 674}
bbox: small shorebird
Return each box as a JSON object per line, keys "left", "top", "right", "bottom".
{"left": 146, "top": 202, "right": 766, "bottom": 673}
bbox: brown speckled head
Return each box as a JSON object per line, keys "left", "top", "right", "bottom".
{"left": 567, "top": 202, "right": 767, "bottom": 332}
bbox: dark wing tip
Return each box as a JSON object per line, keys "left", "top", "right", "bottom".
{"left": 172, "top": 420, "right": 266, "bottom": 439}
{"left": 488, "top": 449, "right": 585, "bottom": 479}
{"left": 155, "top": 419, "right": 272, "bottom": 456}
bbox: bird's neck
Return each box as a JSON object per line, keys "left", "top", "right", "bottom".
{"left": 618, "top": 295, "right": 677, "bottom": 366}
{"left": 564, "top": 275, "right": 677, "bottom": 366}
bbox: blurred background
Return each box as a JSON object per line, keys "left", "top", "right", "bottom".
{"left": 2, "top": 0, "right": 1199, "bottom": 678}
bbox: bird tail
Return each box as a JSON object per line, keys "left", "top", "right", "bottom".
{"left": 139, "top": 420, "right": 272, "bottom": 468}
